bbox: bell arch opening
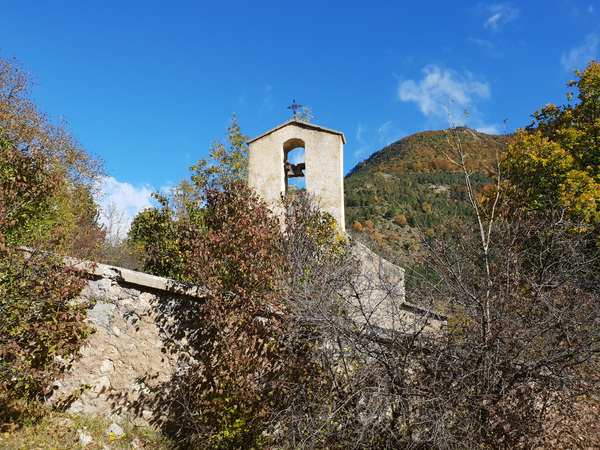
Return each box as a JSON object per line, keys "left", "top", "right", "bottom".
{"left": 283, "top": 138, "right": 306, "bottom": 192}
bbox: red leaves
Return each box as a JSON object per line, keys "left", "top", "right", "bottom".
{"left": 174, "top": 184, "right": 285, "bottom": 300}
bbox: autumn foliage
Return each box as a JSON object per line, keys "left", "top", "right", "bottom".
{"left": 0, "top": 139, "right": 94, "bottom": 425}
{"left": 0, "top": 55, "right": 105, "bottom": 258}
{"left": 501, "top": 61, "right": 600, "bottom": 226}
{"left": 3, "top": 52, "right": 600, "bottom": 447}
{"left": 408, "top": 63, "right": 600, "bottom": 447}
{"left": 170, "top": 186, "right": 290, "bottom": 447}
{"left": 0, "top": 55, "right": 104, "bottom": 426}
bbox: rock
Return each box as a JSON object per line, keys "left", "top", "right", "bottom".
{"left": 78, "top": 429, "right": 93, "bottom": 446}
{"left": 92, "top": 375, "right": 111, "bottom": 394}
{"left": 105, "top": 413, "right": 124, "bottom": 423}
{"left": 97, "top": 278, "right": 112, "bottom": 292}
{"left": 105, "top": 267, "right": 122, "bottom": 280}
{"left": 100, "top": 359, "right": 114, "bottom": 374}
{"left": 105, "top": 344, "right": 118, "bottom": 354}
{"left": 56, "top": 417, "right": 74, "bottom": 427}
{"left": 109, "top": 285, "right": 125, "bottom": 299}
{"left": 123, "top": 311, "right": 140, "bottom": 326}
{"left": 126, "top": 287, "right": 142, "bottom": 297}
{"left": 87, "top": 301, "right": 116, "bottom": 328}
{"left": 105, "top": 422, "right": 124, "bottom": 437}
{"left": 79, "top": 343, "right": 92, "bottom": 357}
{"left": 137, "top": 292, "right": 155, "bottom": 313}
{"left": 68, "top": 400, "right": 84, "bottom": 414}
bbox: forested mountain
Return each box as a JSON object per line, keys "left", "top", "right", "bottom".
{"left": 344, "top": 127, "right": 512, "bottom": 261}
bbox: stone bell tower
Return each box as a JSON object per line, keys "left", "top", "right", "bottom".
{"left": 248, "top": 119, "right": 346, "bottom": 230}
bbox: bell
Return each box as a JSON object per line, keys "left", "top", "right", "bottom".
{"left": 285, "top": 161, "right": 305, "bottom": 178}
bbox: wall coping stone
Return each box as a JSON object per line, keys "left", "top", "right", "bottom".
{"left": 72, "top": 260, "right": 209, "bottom": 299}
{"left": 15, "top": 246, "right": 208, "bottom": 299}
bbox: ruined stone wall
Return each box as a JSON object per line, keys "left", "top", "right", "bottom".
{"left": 50, "top": 250, "right": 441, "bottom": 428}
{"left": 350, "top": 242, "right": 445, "bottom": 334}
{"left": 50, "top": 263, "right": 207, "bottom": 428}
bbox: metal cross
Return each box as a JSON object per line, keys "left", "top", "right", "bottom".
{"left": 287, "top": 99, "right": 302, "bottom": 117}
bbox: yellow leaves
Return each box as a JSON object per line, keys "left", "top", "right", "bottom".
{"left": 508, "top": 130, "right": 572, "bottom": 174}
{"left": 557, "top": 169, "right": 600, "bottom": 223}
{"left": 393, "top": 214, "right": 407, "bottom": 226}
{"left": 502, "top": 128, "right": 600, "bottom": 223}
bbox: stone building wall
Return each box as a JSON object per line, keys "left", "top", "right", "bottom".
{"left": 350, "top": 242, "right": 445, "bottom": 334}
{"left": 248, "top": 120, "right": 346, "bottom": 229}
{"left": 50, "top": 263, "right": 207, "bottom": 428}
{"left": 49, "top": 248, "right": 441, "bottom": 427}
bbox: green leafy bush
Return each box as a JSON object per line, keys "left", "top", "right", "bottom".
{"left": 0, "top": 138, "right": 94, "bottom": 425}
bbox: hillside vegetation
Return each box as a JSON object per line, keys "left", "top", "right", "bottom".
{"left": 345, "top": 127, "right": 512, "bottom": 261}
{"left": 348, "top": 127, "right": 509, "bottom": 176}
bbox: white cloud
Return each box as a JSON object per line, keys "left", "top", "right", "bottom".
{"left": 399, "top": 66, "right": 490, "bottom": 118}
{"left": 377, "top": 121, "right": 404, "bottom": 145}
{"left": 561, "top": 34, "right": 599, "bottom": 71}
{"left": 469, "top": 37, "right": 503, "bottom": 57}
{"left": 289, "top": 148, "right": 305, "bottom": 165}
{"left": 475, "top": 124, "right": 500, "bottom": 134}
{"left": 350, "top": 122, "right": 404, "bottom": 158}
{"left": 470, "top": 37, "right": 493, "bottom": 50}
{"left": 262, "top": 84, "right": 274, "bottom": 111}
{"left": 356, "top": 122, "right": 365, "bottom": 142}
{"left": 354, "top": 145, "right": 371, "bottom": 159}
{"left": 566, "top": 3, "right": 595, "bottom": 18}
{"left": 99, "top": 176, "right": 154, "bottom": 216}
{"left": 377, "top": 122, "right": 393, "bottom": 139}
{"left": 478, "top": 3, "right": 519, "bottom": 32}
{"left": 96, "top": 176, "right": 155, "bottom": 238}
{"left": 485, "top": 13, "right": 502, "bottom": 30}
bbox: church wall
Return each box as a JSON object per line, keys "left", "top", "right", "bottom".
{"left": 303, "top": 128, "right": 345, "bottom": 228}
{"left": 249, "top": 121, "right": 345, "bottom": 230}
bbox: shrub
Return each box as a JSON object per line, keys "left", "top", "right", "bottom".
{"left": 0, "top": 140, "right": 93, "bottom": 424}
{"left": 160, "top": 186, "right": 319, "bottom": 447}
{"left": 393, "top": 214, "right": 407, "bottom": 226}
{"left": 0, "top": 249, "right": 93, "bottom": 425}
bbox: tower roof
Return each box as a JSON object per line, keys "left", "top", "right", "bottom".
{"left": 248, "top": 119, "right": 346, "bottom": 145}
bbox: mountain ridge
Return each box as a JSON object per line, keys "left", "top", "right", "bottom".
{"left": 344, "top": 127, "right": 512, "bottom": 264}
{"left": 347, "top": 127, "right": 511, "bottom": 177}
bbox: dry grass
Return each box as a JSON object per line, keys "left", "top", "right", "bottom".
{"left": 0, "top": 411, "right": 175, "bottom": 449}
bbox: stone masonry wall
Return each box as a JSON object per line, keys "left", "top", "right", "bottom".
{"left": 50, "top": 249, "right": 442, "bottom": 428}
{"left": 351, "top": 242, "right": 446, "bottom": 334}
{"left": 49, "top": 263, "right": 207, "bottom": 428}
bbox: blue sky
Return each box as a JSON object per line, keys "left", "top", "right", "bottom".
{"left": 1, "top": 1, "right": 598, "bottom": 224}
